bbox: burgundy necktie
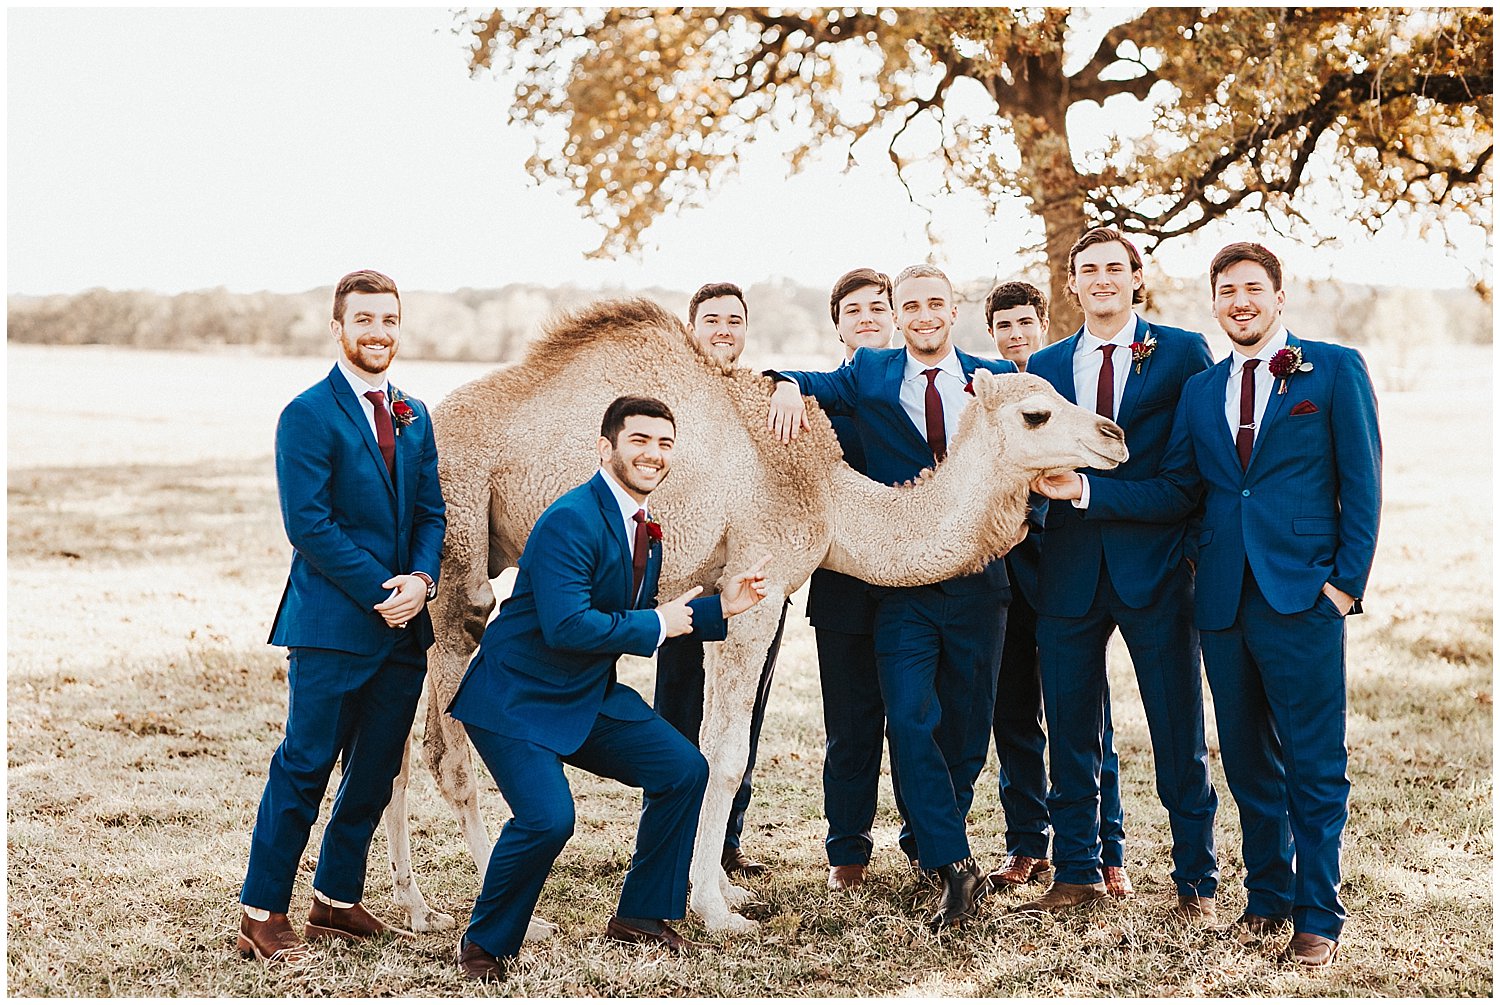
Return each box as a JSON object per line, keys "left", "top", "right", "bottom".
{"left": 923, "top": 368, "right": 947, "bottom": 463}
{"left": 1236, "top": 359, "right": 1260, "bottom": 470}
{"left": 1095, "top": 344, "right": 1117, "bottom": 421}
{"left": 631, "top": 509, "right": 649, "bottom": 603}
{"left": 364, "top": 390, "right": 396, "bottom": 477}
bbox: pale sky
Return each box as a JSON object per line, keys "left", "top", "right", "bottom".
{"left": 7, "top": 7, "right": 1489, "bottom": 296}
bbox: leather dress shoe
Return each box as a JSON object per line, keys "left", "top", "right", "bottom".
{"left": 1103, "top": 865, "right": 1134, "bottom": 898}
{"left": 1170, "top": 894, "right": 1217, "bottom": 923}
{"left": 928, "top": 857, "right": 989, "bottom": 929}
{"left": 455, "top": 936, "right": 507, "bottom": 983}
{"left": 721, "top": 845, "right": 768, "bottom": 877}
{"left": 305, "top": 899, "right": 415, "bottom": 943}
{"left": 605, "top": 916, "right": 698, "bottom": 955}
{"left": 1013, "top": 881, "right": 1107, "bottom": 914}
{"left": 828, "top": 864, "right": 866, "bottom": 890}
{"left": 1233, "top": 911, "right": 1291, "bottom": 940}
{"left": 238, "top": 911, "right": 314, "bottom": 966}
{"left": 987, "top": 854, "right": 1052, "bottom": 889}
{"left": 1283, "top": 932, "right": 1339, "bottom": 967}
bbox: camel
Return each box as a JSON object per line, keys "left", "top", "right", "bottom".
{"left": 380, "top": 297, "right": 1128, "bottom": 935}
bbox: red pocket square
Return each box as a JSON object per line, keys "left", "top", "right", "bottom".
{"left": 1290, "top": 400, "right": 1319, "bottom": 416}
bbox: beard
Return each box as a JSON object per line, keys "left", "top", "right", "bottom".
{"left": 340, "top": 332, "right": 397, "bottom": 374}
{"left": 609, "top": 453, "right": 669, "bottom": 498}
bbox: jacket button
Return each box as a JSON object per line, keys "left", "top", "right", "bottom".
{"left": 1242, "top": 489, "right": 1251, "bottom": 497}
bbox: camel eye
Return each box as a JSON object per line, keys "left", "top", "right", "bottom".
{"left": 1022, "top": 410, "right": 1050, "bottom": 429}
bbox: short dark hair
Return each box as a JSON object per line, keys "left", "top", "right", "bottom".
{"left": 1067, "top": 228, "right": 1146, "bottom": 306}
{"left": 332, "top": 270, "right": 400, "bottom": 324}
{"left": 828, "top": 268, "right": 893, "bottom": 326}
{"left": 600, "top": 395, "right": 676, "bottom": 444}
{"left": 893, "top": 264, "right": 952, "bottom": 300}
{"left": 1209, "top": 242, "right": 1283, "bottom": 294}
{"left": 688, "top": 282, "right": 747, "bottom": 325}
{"left": 985, "top": 281, "right": 1048, "bottom": 328}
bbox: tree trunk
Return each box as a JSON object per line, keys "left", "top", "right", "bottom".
{"left": 1040, "top": 198, "right": 1086, "bottom": 341}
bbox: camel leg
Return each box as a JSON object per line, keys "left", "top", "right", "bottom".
{"left": 687, "top": 590, "right": 784, "bottom": 932}
{"left": 385, "top": 727, "right": 456, "bottom": 931}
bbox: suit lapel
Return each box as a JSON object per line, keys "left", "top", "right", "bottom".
{"left": 1115, "top": 316, "right": 1152, "bottom": 428}
{"left": 589, "top": 473, "right": 635, "bottom": 606}
{"left": 1246, "top": 332, "right": 1297, "bottom": 473}
{"left": 884, "top": 350, "right": 933, "bottom": 458}
{"left": 328, "top": 367, "right": 395, "bottom": 495}
{"left": 1049, "top": 331, "right": 1083, "bottom": 404}
{"left": 1203, "top": 358, "right": 1238, "bottom": 470}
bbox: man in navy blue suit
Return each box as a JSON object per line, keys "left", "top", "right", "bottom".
{"left": 239, "top": 270, "right": 446, "bottom": 965}
{"left": 1015, "top": 228, "right": 1220, "bottom": 919}
{"left": 980, "top": 281, "right": 1128, "bottom": 896}
{"left": 1038, "top": 242, "right": 1381, "bottom": 967}
{"left": 654, "top": 282, "right": 787, "bottom": 879}
{"left": 767, "top": 265, "right": 1015, "bottom": 929}
{"left": 446, "top": 396, "right": 770, "bottom": 982}
{"left": 810, "top": 268, "right": 900, "bottom": 891}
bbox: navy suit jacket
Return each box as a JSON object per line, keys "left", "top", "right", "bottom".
{"left": 780, "top": 346, "right": 1018, "bottom": 596}
{"left": 448, "top": 473, "right": 728, "bottom": 756}
{"left": 267, "top": 366, "right": 445, "bottom": 654}
{"left": 1086, "top": 334, "right": 1382, "bottom": 631}
{"left": 1024, "top": 317, "right": 1213, "bottom": 616}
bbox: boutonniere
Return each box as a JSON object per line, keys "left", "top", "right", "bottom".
{"left": 1267, "top": 346, "right": 1313, "bottom": 395}
{"left": 963, "top": 378, "right": 975, "bottom": 395}
{"left": 389, "top": 388, "right": 419, "bottom": 431}
{"left": 1129, "top": 335, "right": 1156, "bottom": 374}
{"left": 645, "top": 518, "right": 664, "bottom": 544}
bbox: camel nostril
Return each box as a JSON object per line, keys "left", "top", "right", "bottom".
{"left": 1099, "top": 421, "right": 1123, "bottom": 440}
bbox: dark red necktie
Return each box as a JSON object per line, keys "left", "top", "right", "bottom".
{"left": 631, "top": 509, "right": 649, "bottom": 603}
{"left": 1236, "top": 359, "right": 1260, "bottom": 470}
{"left": 923, "top": 368, "right": 947, "bottom": 462}
{"left": 364, "top": 390, "right": 396, "bottom": 477}
{"left": 1095, "top": 344, "right": 1116, "bottom": 421}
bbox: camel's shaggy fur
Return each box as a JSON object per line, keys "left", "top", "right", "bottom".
{"left": 382, "top": 297, "right": 1128, "bottom": 933}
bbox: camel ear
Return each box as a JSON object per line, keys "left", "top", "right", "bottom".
{"left": 969, "top": 369, "right": 1003, "bottom": 409}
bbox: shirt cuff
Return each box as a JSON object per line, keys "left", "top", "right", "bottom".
{"left": 654, "top": 611, "right": 668, "bottom": 650}
{"left": 1072, "top": 474, "right": 1091, "bottom": 509}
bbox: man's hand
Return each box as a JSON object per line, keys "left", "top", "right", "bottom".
{"left": 1031, "top": 472, "right": 1084, "bottom": 501}
{"left": 375, "top": 574, "right": 428, "bottom": 628}
{"left": 658, "top": 586, "right": 705, "bottom": 637}
{"left": 1321, "top": 582, "right": 1355, "bottom": 615}
{"left": 721, "top": 555, "right": 772, "bottom": 617}
{"left": 767, "top": 382, "right": 810, "bottom": 443}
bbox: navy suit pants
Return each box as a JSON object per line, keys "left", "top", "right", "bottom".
{"left": 993, "top": 584, "right": 1126, "bottom": 864}
{"left": 655, "top": 599, "right": 787, "bottom": 849}
{"left": 1202, "top": 568, "right": 1349, "bottom": 941}
{"left": 242, "top": 635, "right": 426, "bottom": 912}
{"left": 463, "top": 714, "right": 709, "bottom": 959}
{"left": 874, "top": 585, "right": 1006, "bottom": 869}
{"left": 1037, "top": 563, "right": 1218, "bottom": 894}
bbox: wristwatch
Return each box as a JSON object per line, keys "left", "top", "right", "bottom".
{"left": 413, "top": 571, "right": 437, "bottom": 602}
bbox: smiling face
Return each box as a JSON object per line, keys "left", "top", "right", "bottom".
{"left": 690, "top": 294, "right": 747, "bottom": 366}
{"left": 598, "top": 414, "right": 675, "bottom": 503}
{"left": 895, "top": 275, "right": 958, "bottom": 364}
{"left": 1213, "top": 259, "right": 1285, "bottom": 355}
{"left": 1068, "top": 240, "right": 1142, "bottom": 331}
{"left": 332, "top": 291, "right": 401, "bottom": 380}
{"left": 835, "top": 283, "right": 895, "bottom": 359}
{"left": 989, "top": 304, "right": 1047, "bottom": 369}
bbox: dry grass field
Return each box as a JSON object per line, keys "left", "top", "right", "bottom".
{"left": 7, "top": 342, "right": 1492, "bottom": 996}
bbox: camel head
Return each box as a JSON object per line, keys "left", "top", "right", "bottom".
{"left": 964, "top": 370, "right": 1128, "bottom": 474}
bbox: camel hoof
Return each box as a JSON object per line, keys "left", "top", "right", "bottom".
{"left": 524, "top": 915, "right": 559, "bottom": 943}
{"left": 722, "top": 884, "right": 754, "bottom": 909}
{"left": 409, "top": 909, "right": 456, "bottom": 933}
{"left": 705, "top": 912, "right": 759, "bottom": 934}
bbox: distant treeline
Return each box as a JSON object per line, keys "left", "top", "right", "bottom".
{"left": 8, "top": 276, "right": 1491, "bottom": 361}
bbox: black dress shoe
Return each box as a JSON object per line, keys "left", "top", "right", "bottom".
{"left": 928, "top": 857, "right": 989, "bottom": 929}
{"left": 454, "top": 936, "right": 507, "bottom": 983}
{"left": 721, "top": 845, "right": 768, "bottom": 877}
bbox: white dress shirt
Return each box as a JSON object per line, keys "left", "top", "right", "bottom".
{"left": 1225, "top": 328, "right": 1290, "bottom": 445}
{"left": 898, "top": 346, "right": 972, "bottom": 450}
{"left": 335, "top": 357, "right": 391, "bottom": 440}
{"left": 1072, "top": 311, "right": 1140, "bottom": 420}
{"left": 598, "top": 467, "right": 668, "bottom": 648}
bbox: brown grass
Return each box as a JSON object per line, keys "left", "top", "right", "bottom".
{"left": 6, "top": 345, "right": 1491, "bottom": 996}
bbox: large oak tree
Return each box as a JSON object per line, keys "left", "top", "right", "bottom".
{"left": 465, "top": 7, "right": 1492, "bottom": 336}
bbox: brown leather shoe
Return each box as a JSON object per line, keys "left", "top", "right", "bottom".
{"left": 1234, "top": 911, "right": 1292, "bottom": 939}
{"left": 1170, "top": 894, "right": 1217, "bottom": 923}
{"left": 605, "top": 916, "right": 699, "bottom": 955}
{"left": 1013, "top": 881, "right": 1108, "bottom": 914}
{"left": 454, "top": 936, "right": 506, "bottom": 983}
{"left": 721, "top": 845, "right": 768, "bottom": 877}
{"left": 238, "top": 911, "right": 314, "bottom": 966}
{"left": 1103, "top": 865, "right": 1134, "bottom": 899}
{"left": 986, "top": 854, "right": 1052, "bottom": 889}
{"left": 828, "top": 864, "right": 866, "bottom": 890}
{"left": 305, "top": 899, "right": 415, "bottom": 943}
{"left": 1283, "top": 932, "right": 1339, "bottom": 967}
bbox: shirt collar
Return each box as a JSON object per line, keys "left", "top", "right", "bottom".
{"left": 598, "top": 467, "right": 648, "bottom": 523}
{"left": 336, "top": 357, "right": 389, "bottom": 398}
{"left": 1229, "top": 327, "right": 1289, "bottom": 374}
{"left": 1078, "top": 312, "right": 1140, "bottom": 353}
{"left": 903, "top": 344, "right": 963, "bottom": 381}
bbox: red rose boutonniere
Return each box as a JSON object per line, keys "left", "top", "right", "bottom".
{"left": 963, "top": 378, "right": 975, "bottom": 395}
{"left": 389, "top": 389, "right": 419, "bottom": 431}
{"left": 1267, "top": 346, "right": 1313, "bottom": 395}
{"left": 645, "top": 519, "right": 664, "bottom": 544}
{"left": 1129, "top": 335, "right": 1157, "bottom": 374}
